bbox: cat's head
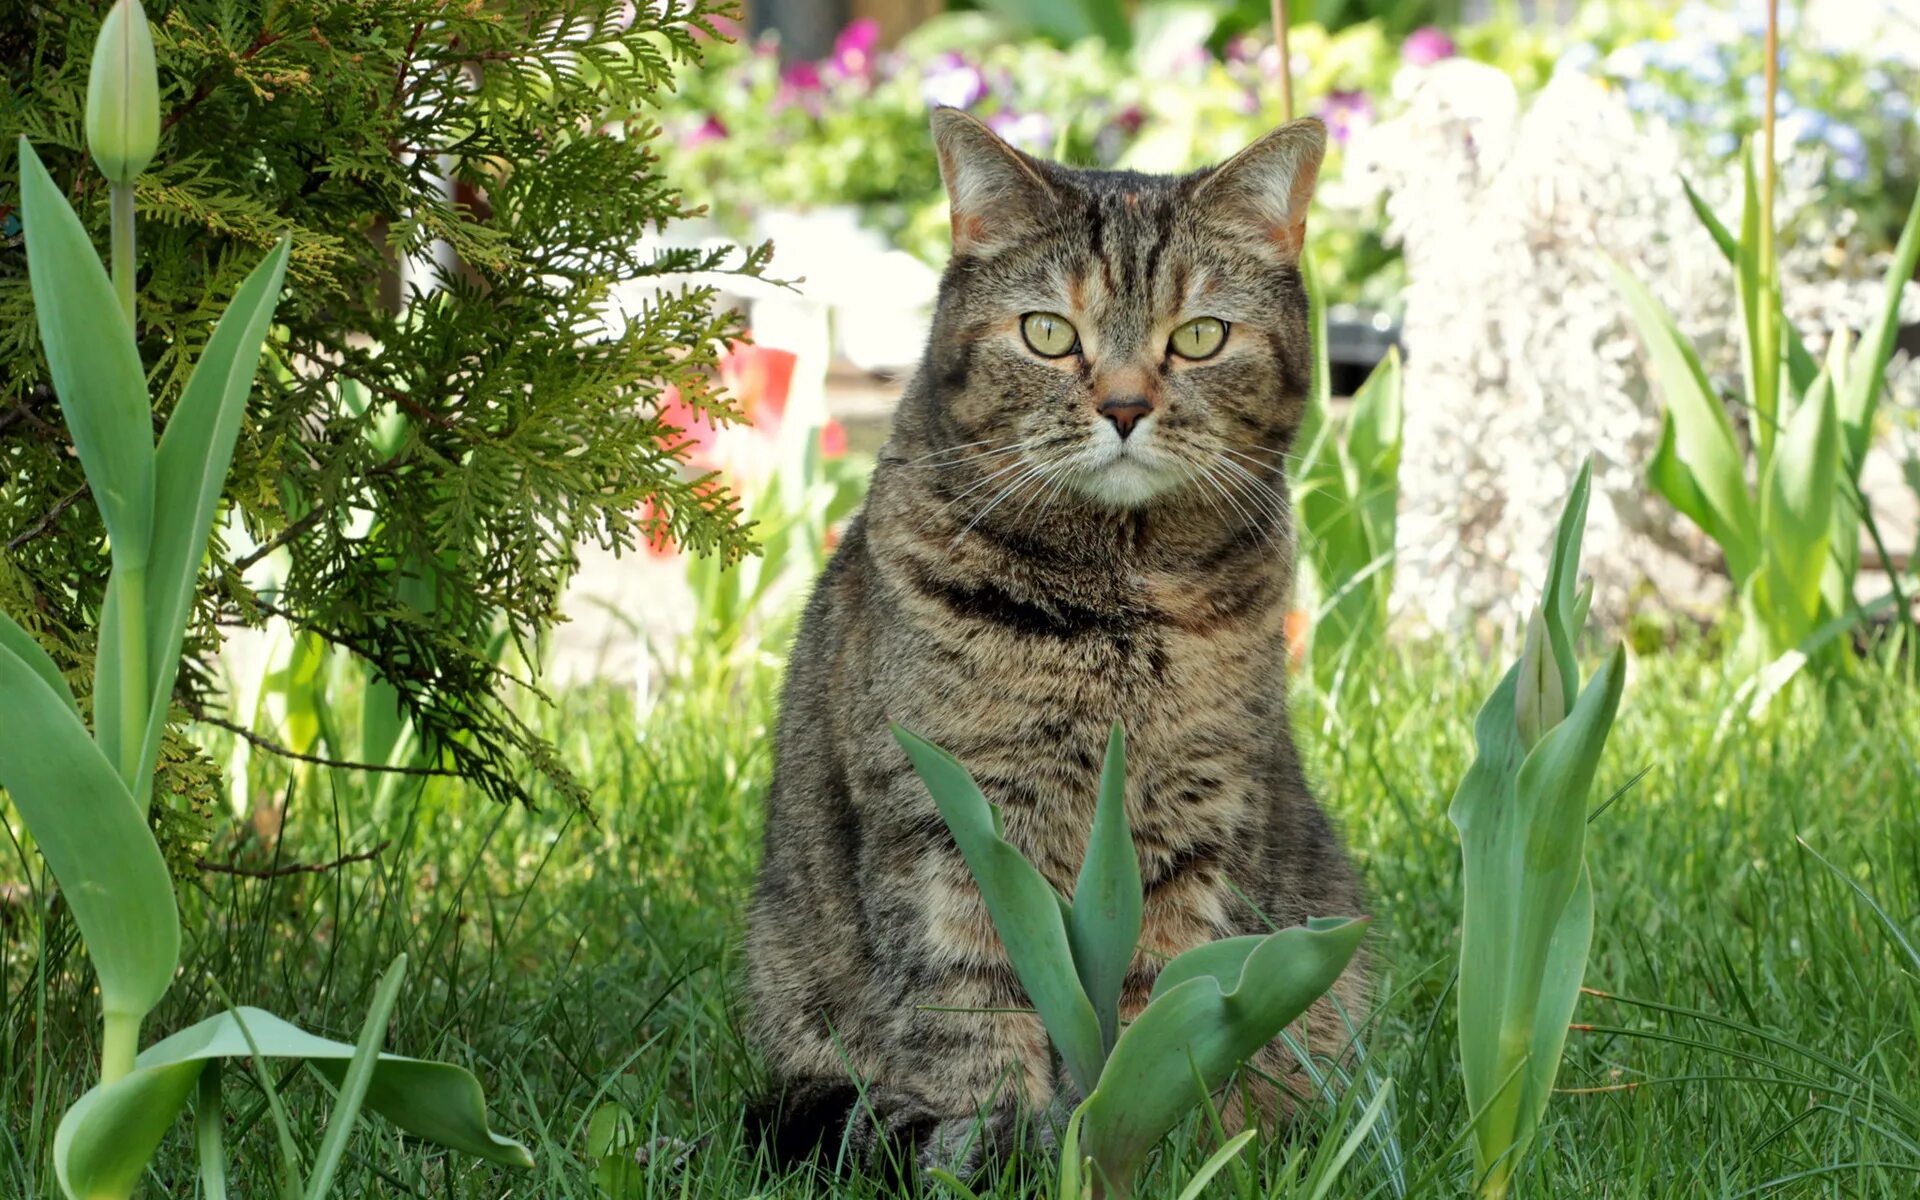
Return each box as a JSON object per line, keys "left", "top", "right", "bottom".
{"left": 919, "top": 108, "right": 1323, "bottom": 512}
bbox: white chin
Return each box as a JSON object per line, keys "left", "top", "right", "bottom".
{"left": 1076, "top": 457, "right": 1174, "bottom": 508}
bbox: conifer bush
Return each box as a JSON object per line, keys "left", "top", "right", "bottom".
{"left": 1, "top": 1, "right": 765, "bottom": 830}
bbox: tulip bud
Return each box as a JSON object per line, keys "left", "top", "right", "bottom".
{"left": 1515, "top": 604, "right": 1565, "bottom": 748}
{"left": 86, "top": 0, "right": 160, "bottom": 185}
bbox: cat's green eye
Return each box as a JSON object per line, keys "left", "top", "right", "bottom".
{"left": 1169, "top": 317, "right": 1228, "bottom": 361}
{"left": 1021, "top": 312, "right": 1080, "bottom": 358}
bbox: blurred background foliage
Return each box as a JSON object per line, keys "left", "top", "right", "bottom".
{"left": 1, "top": 0, "right": 765, "bottom": 862}
{"left": 664, "top": 0, "right": 1920, "bottom": 311}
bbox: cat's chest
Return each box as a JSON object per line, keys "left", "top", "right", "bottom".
{"left": 879, "top": 563, "right": 1288, "bottom": 872}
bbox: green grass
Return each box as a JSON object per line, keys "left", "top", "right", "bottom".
{"left": 4, "top": 628, "right": 1919, "bottom": 1197}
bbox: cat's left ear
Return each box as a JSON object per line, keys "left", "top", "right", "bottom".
{"left": 1191, "top": 117, "right": 1326, "bottom": 261}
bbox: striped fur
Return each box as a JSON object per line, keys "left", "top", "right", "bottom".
{"left": 745, "top": 110, "right": 1368, "bottom": 1180}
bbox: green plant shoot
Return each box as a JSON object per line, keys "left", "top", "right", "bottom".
{"left": 894, "top": 722, "right": 1367, "bottom": 1198}
{"left": 0, "top": 4, "right": 530, "bottom": 1195}
{"left": 1449, "top": 459, "right": 1627, "bottom": 1200}
{"left": 1610, "top": 144, "right": 1920, "bottom": 679}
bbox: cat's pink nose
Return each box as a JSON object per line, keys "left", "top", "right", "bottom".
{"left": 1099, "top": 396, "right": 1153, "bottom": 439}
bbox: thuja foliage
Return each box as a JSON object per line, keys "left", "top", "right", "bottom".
{"left": 1, "top": 1, "right": 766, "bottom": 829}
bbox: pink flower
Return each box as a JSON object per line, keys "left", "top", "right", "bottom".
{"left": 780, "top": 60, "right": 823, "bottom": 92}
{"left": 830, "top": 18, "right": 881, "bottom": 79}
{"left": 681, "top": 115, "right": 728, "bottom": 149}
{"left": 1402, "top": 26, "right": 1457, "bottom": 66}
{"left": 775, "top": 60, "right": 826, "bottom": 115}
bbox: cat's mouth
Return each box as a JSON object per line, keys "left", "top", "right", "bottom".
{"left": 1071, "top": 437, "right": 1181, "bottom": 507}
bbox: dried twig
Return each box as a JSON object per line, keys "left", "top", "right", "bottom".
{"left": 197, "top": 840, "right": 390, "bottom": 880}
{"left": 7, "top": 484, "right": 89, "bottom": 552}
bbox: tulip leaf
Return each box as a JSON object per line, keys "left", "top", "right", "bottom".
{"left": 1840, "top": 171, "right": 1920, "bottom": 472}
{"left": 16, "top": 138, "right": 155, "bottom": 571}
{"left": 195, "top": 1064, "right": 229, "bottom": 1200}
{"left": 1540, "top": 458, "right": 1591, "bottom": 711}
{"left": 893, "top": 724, "right": 1107, "bottom": 1096}
{"left": 1680, "top": 174, "right": 1819, "bottom": 395}
{"left": 1736, "top": 148, "right": 1780, "bottom": 460}
{"left": 1607, "top": 256, "right": 1758, "bottom": 582}
{"left": 0, "top": 640, "right": 179, "bottom": 1040}
{"left": 1173, "top": 1129, "right": 1257, "bottom": 1200}
{"left": 1068, "top": 722, "right": 1142, "bottom": 1053}
{"left": 1149, "top": 936, "right": 1265, "bottom": 1005}
{"left": 54, "top": 1004, "right": 533, "bottom": 1197}
{"left": 131, "top": 237, "right": 291, "bottom": 801}
{"left": 0, "top": 608, "right": 80, "bottom": 718}
{"left": 1298, "top": 322, "right": 1402, "bottom": 682}
{"left": 1751, "top": 376, "right": 1839, "bottom": 654}
{"left": 1079, "top": 917, "right": 1369, "bottom": 1197}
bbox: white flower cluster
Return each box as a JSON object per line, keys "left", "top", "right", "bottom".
{"left": 1345, "top": 61, "right": 1920, "bottom": 634}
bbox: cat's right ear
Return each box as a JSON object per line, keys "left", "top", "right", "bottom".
{"left": 931, "top": 107, "right": 1055, "bottom": 256}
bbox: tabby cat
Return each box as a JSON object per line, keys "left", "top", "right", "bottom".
{"left": 744, "top": 108, "right": 1367, "bottom": 1177}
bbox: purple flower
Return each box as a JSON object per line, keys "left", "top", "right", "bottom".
{"left": 988, "top": 111, "right": 1055, "bottom": 153}
{"left": 1317, "top": 89, "right": 1375, "bottom": 146}
{"left": 830, "top": 18, "right": 881, "bottom": 79}
{"left": 682, "top": 114, "right": 728, "bottom": 149}
{"left": 1223, "top": 36, "right": 1258, "bottom": 65}
{"left": 921, "top": 52, "right": 987, "bottom": 110}
{"left": 1111, "top": 104, "right": 1144, "bottom": 136}
{"left": 1402, "top": 26, "right": 1457, "bottom": 67}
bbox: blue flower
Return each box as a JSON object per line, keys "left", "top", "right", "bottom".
{"left": 1555, "top": 42, "right": 1600, "bottom": 77}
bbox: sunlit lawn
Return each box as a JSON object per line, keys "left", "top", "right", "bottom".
{"left": 4, "top": 630, "right": 1919, "bottom": 1197}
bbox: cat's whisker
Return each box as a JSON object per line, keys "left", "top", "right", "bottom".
{"left": 1213, "top": 459, "right": 1291, "bottom": 546}
{"left": 1224, "top": 445, "right": 1306, "bottom": 474}
{"left": 894, "top": 440, "right": 1024, "bottom": 471}
{"left": 951, "top": 456, "right": 1063, "bottom": 548}
{"left": 1174, "top": 461, "right": 1232, "bottom": 529}
{"left": 1228, "top": 444, "right": 1309, "bottom": 472}
{"left": 917, "top": 452, "right": 1040, "bottom": 533}
{"left": 1010, "top": 456, "right": 1081, "bottom": 525}
{"left": 1202, "top": 461, "right": 1268, "bottom": 539}
{"left": 1216, "top": 453, "right": 1291, "bottom": 514}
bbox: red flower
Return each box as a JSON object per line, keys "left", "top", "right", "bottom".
{"left": 820, "top": 419, "right": 848, "bottom": 459}
{"left": 645, "top": 341, "right": 801, "bottom": 556}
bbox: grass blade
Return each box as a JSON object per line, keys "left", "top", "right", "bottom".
{"left": 304, "top": 954, "right": 408, "bottom": 1199}
{"left": 1173, "top": 1129, "right": 1256, "bottom": 1200}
